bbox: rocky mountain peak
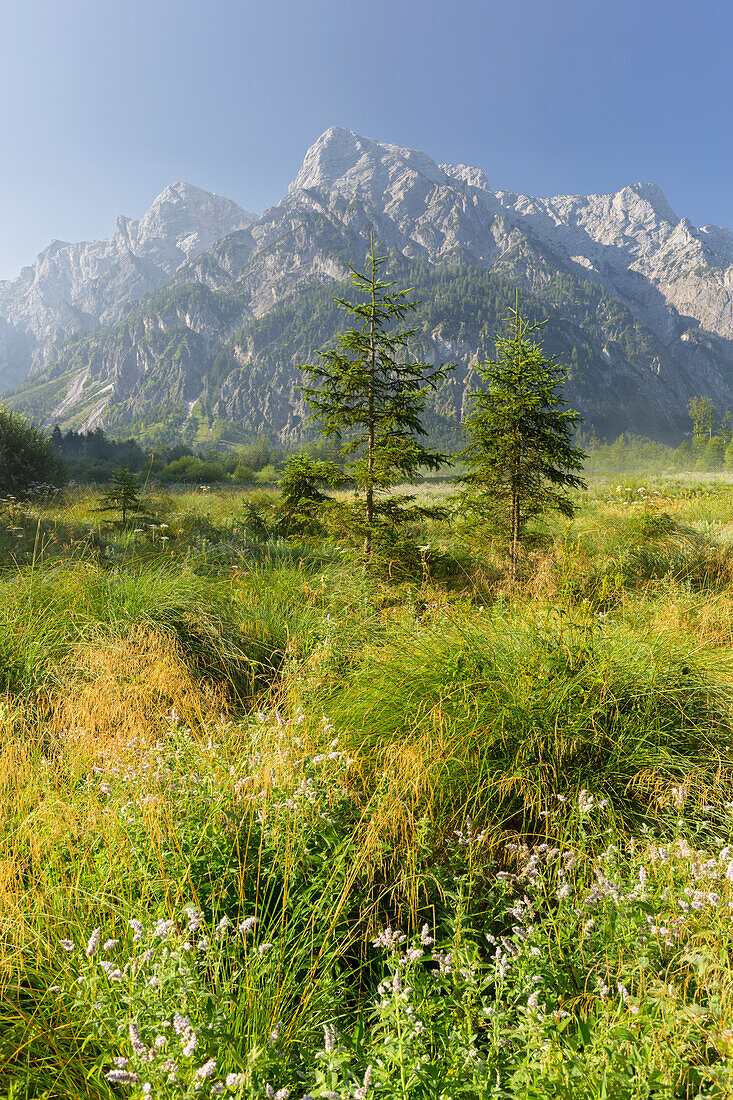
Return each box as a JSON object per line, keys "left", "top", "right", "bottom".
{"left": 617, "top": 181, "right": 679, "bottom": 224}
{"left": 289, "top": 126, "right": 447, "bottom": 196}
{"left": 135, "top": 182, "right": 256, "bottom": 257}
{"left": 0, "top": 181, "right": 258, "bottom": 389}
{"left": 439, "top": 163, "right": 491, "bottom": 191}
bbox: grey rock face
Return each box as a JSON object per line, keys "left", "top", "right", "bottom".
{"left": 0, "top": 183, "right": 255, "bottom": 388}
{"left": 8, "top": 127, "right": 733, "bottom": 440}
{"left": 274, "top": 128, "right": 733, "bottom": 350}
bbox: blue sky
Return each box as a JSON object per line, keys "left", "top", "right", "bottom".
{"left": 0, "top": 0, "right": 731, "bottom": 278}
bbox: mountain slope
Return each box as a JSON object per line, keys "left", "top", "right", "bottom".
{"left": 0, "top": 183, "right": 256, "bottom": 390}
{"left": 7, "top": 127, "right": 733, "bottom": 442}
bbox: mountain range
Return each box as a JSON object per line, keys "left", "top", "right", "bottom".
{"left": 5, "top": 126, "right": 733, "bottom": 445}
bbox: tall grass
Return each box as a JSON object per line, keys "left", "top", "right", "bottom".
{"left": 3, "top": 482, "right": 733, "bottom": 1096}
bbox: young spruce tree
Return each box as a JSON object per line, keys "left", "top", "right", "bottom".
{"left": 98, "top": 466, "right": 143, "bottom": 526}
{"left": 299, "top": 235, "right": 449, "bottom": 552}
{"left": 460, "top": 298, "right": 586, "bottom": 580}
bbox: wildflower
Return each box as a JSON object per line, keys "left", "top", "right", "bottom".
{"left": 182, "top": 1033, "right": 198, "bottom": 1058}
{"left": 85, "top": 928, "right": 101, "bottom": 958}
{"left": 142, "top": 1086, "right": 152, "bottom": 1097}
{"left": 238, "top": 916, "right": 257, "bottom": 935}
{"left": 275, "top": 1092, "right": 290, "bottom": 1100}
{"left": 556, "top": 883, "right": 573, "bottom": 900}
{"left": 197, "top": 937, "right": 210, "bottom": 950}
{"left": 105, "top": 1070, "right": 140, "bottom": 1084}
{"left": 578, "top": 789, "right": 595, "bottom": 813}
{"left": 406, "top": 947, "right": 423, "bottom": 963}
{"left": 671, "top": 786, "right": 687, "bottom": 810}
{"left": 114, "top": 1057, "right": 129, "bottom": 1069}
{"left": 129, "top": 918, "right": 145, "bottom": 942}
{"left": 527, "top": 991, "right": 540, "bottom": 1012}
{"left": 419, "top": 923, "right": 433, "bottom": 946}
{"left": 173, "top": 1012, "right": 191, "bottom": 1036}
{"left": 103, "top": 939, "right": 119, "bottom": 951}
{"left": 258, "top": 942, "right": 273, "bottom": 955}
{"left": 323, "top": 1023, "right": 337, "bottom": 1054}
{"left": 108, "top": 968, "right": 124, "bottom": 981}
{"left": 436, "top": 951, "right": 453, "bottom": 975}
{"left": 185, "top": 907, "right": 204, "bottom": 932}
{"left": 59, "top": 939, "right": 75, "bottom": 951}
{"left": 153, "top": 919, "right": 176, "bottom": 939}
{"left": 215, "top": 915, "right": 232, "bottom": 941}
{"left": 154, "top": 1036, "right": 167, "bottom": 1048}
{"left": 195, "top": 1059, "right": 217, "bottom": 1081}
{"left": 226, "top": 1074, "right": 245, "bottom": 1088}
{"left": 392, "top": 971, "right": 403, "bottom": 993}
{"left": 372, "top": 926, "right": 406, "bottom": 950}
{"left": 353, "top": 1065, "right": 374, "bottom": 1097}
{"left": 129, "top": 1021, "right": 149, "bottom": 1058}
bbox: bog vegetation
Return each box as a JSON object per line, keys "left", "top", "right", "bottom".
{"left": 5, "top": 281, "right": 733, "bottom": 1098}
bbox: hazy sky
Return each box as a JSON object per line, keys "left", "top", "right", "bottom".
{"left": 1, "top": 0, "right": 731, "bottom": 279}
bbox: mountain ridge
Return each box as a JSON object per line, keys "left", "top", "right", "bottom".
{"left": 6, "top": 127, "right": 733, "bottom": 444}
{"left": 0, "top": 183, "right": 256, "bottom": 390}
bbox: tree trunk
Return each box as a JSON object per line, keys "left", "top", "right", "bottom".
{"left": 364, "top": 235, "right": 377, "bottom": 555}
{"left": 510, "top": 485, "right": 519, "bottom": 583}
{"left": 509, "top": 295, "right": 521, "bottom": 583}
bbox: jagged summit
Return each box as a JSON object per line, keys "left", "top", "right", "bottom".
{"left": 439, "top": 163, "right": 491, "bottom": 191}
{"left": 0, "top": 183, "right": 257, "bottom": 389}
{"left": 289, "top": 126, "right": 447, "bottom": 194}
{"left": 6, "top": 128, "right": 733, "bottom": 440}
{"left": 610, "top": 181, "right": 679, "bottom": 225}
{"left": 135, "top": 182, "right": 255, "bottom": 258}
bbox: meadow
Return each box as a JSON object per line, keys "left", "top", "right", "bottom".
{"left": 4, "top": 477, "right": 733, "bottom": 1098}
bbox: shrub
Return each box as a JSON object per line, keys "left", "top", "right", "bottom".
{"left": 161, "top": 456, "right": 224, "bottom": 483}
{"left": 0, "top": 405, "right": 66, "bottom": 497}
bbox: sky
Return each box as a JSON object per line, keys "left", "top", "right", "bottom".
{"left": 1, "top": 0, "right": 732, "bottom": 278}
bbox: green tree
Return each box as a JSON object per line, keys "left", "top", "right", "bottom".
{"left": 98, "top": 467, "right": 143, "bottom": 525}
{"left": 160, "top": 456, "right": 224, "bottom": 483}
{"left": 459, "top": 300, "right": 587, "bottom": 580}
{"left": 688, "top": 396, "right": 718, "bottom": 441}
{"left": 277, "top": 453, "right": 346, "bottom": 537}
{"left": 299, "top": 235, "right": 450, "bottom": 551}
{"left": 0, "top": 405, "right": 66, "bottom": 497}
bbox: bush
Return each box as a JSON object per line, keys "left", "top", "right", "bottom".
{"left": 231, "top": 461, "right": 256, "bottom": 484}
{"left": 0, "top": 405, "right": 66, "bottom": 496}
{"left": 161, "top": 456, "right": 225, "bottom": 483}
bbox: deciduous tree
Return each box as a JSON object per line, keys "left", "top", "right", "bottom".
{"left": 0, "top": 405, "right": 66, "bottom": 497}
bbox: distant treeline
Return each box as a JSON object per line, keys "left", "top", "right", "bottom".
{"left": 51, "top": 412, "right": 733, "bottom": 488}
{"left": 49, "top": 426, "right": 341, "bottom": 485}
{"left": 582, "top": 435, "right": 733, "bottom": 475}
